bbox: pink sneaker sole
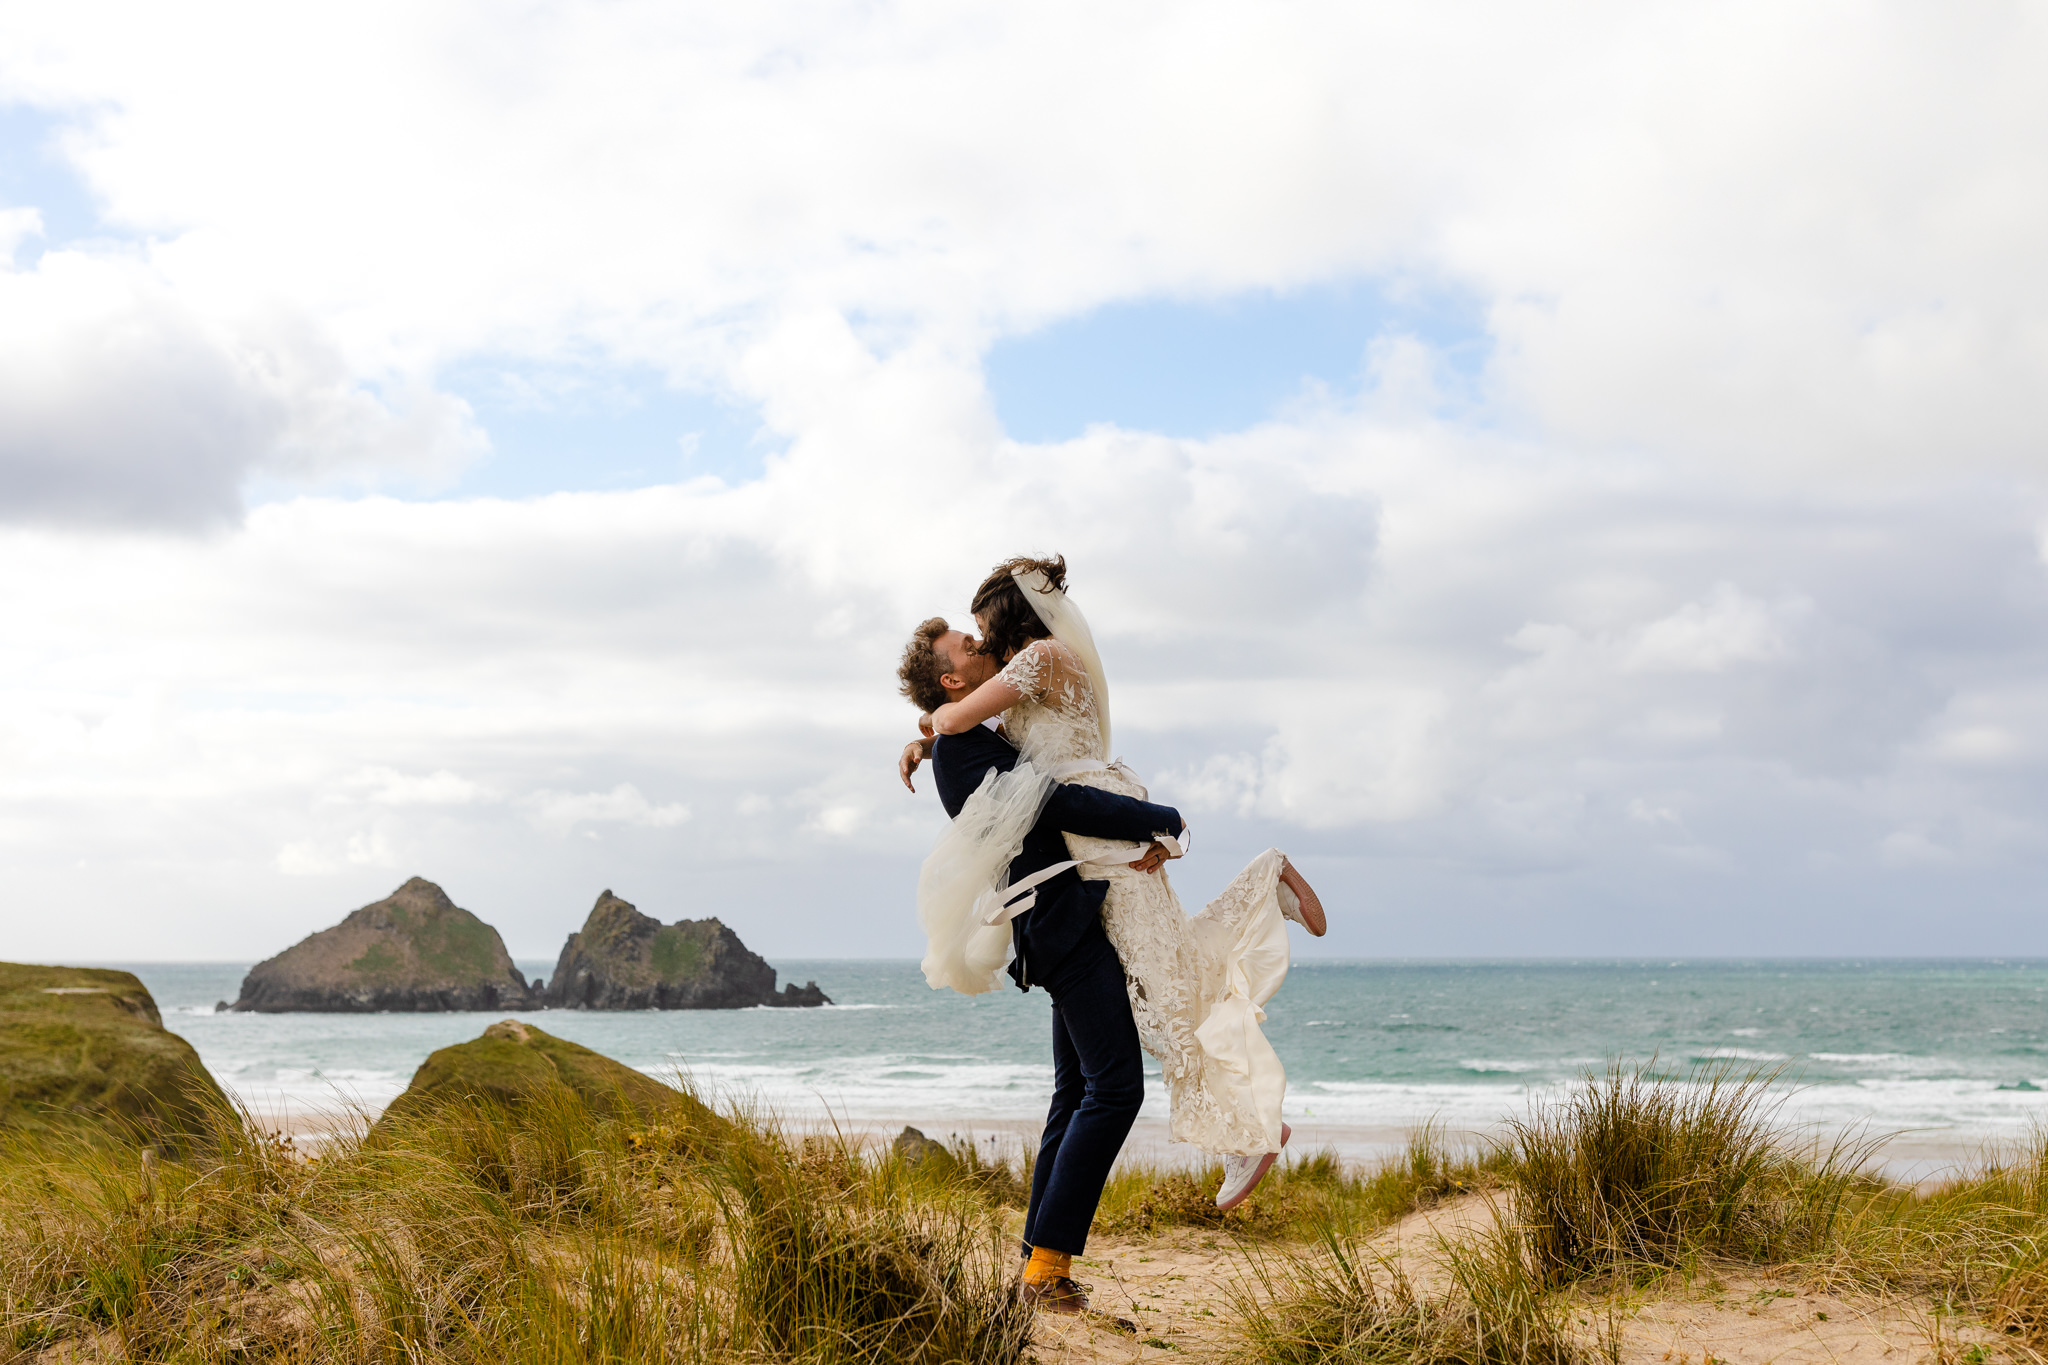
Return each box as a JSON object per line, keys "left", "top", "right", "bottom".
{"left": 1215, "top": 1123, "right": 1292, "bottom": 1212}
{"left": 1280, "top": 861, "right": 1327, "bottom": 937}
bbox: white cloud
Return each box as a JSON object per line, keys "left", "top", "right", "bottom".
{"left": 808, "top": 804, "right": 865, "bottom": 839}
{"left": 1625, "top": 587, "right": 1797, "bottom": 674}
{"left": 522, "top": 785, "right": 692, "bottom": 837}
{"left": 1879, "top": 830, "right": 1955, "bottom": 867}
{"left": 1, "top": 2, "right": 2043, "bottom": 509}
{"left": 275, "top": 829, "right": 395, "bottom": 876}
{"left": 0, "top": 412, "right": 2042, "bottom": 958}
{"left": 0, "top": 247, "right": 484, "bottom": 528}
{"left": 1, "top": 4, "right": 2047, "bottom": 956}
{"left": 274, "top": 841, "right": 337, "bottom": 877}
{"left": 342, "top": 768, "right": 497, "bottom": 807}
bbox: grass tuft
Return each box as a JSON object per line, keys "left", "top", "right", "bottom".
{"left": 0, "top": 1081, "right": 1033, "bottom": 1363}
{"left": 1501, "top": 1060, "right": 1862, "bottom": 1280}
{"left": 1232, "top": 1203, "right": 1593, "bottom": 1365}
{"left": 1102, "top": 1126, "right": 1506, "bottom": 1241}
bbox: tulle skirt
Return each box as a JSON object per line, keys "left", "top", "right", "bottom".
{"left": 915, "top": 759, "right": 1057, "bottom": 996}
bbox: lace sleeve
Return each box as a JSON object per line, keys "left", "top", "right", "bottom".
{"left": 998, "top": 639, "right": 1085, "bottom": 704}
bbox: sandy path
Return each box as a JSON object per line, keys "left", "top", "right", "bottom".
{"left": 1020, "top": 1196, "right": 2017, "bottom": 1365}
{"left": 1025, "top": 1226, "right": 1248, "bottom": 1362}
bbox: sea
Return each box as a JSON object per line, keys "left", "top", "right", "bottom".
{"left": 110, "top": 959, "right": 2048, "bottom": 1174}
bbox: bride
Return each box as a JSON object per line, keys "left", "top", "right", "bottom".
{"left": 916, "top": 555, "right": 1328, "bottom": 1206}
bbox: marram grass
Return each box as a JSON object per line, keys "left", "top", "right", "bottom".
{"left": 1499, "top": 1060, "right": 1869, "bottom": 1279}
{"left": 1099, "top": 1125, "right": 1510, "bottom": 1242}
{"left": 0, "top": 1081, "right": 1031, "bottom": 1364}
{"left": 1231, "top": 1205, "right": 1599, "bottom": 1365}
{"left": 22, "top": 1062, "right": 2048, "bottom": 1363}
{"left": 1231, "top": 1064, "right": 2048, "bottom": 1364}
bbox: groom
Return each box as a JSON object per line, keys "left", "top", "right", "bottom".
{"left": 898, "top": 618, "right": 1188, "bottom": 1315}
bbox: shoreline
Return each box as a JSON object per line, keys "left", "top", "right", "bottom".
{"left": 236, "top": 1093, "right": 2011, "bottom": 1183}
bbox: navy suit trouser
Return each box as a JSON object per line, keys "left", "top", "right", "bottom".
{"left": 1020, "top": 929, "right": 1145, "bottom": 1257}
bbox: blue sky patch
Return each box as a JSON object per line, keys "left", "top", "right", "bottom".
{"left": 984, "top": 281, "right": 1489, "bottom": 442}
{"left": 0, "top": 105, "right": 108, "bottom": 253}
{"left": 437, "top": 360, "right": 776, "bottom": 499}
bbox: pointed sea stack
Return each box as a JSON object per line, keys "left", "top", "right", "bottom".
{"left": 233, "top": 877, "right": 537, "bottom": 1013}
{"left": 543, "top": 890, "right": 829, "bottom": 1010}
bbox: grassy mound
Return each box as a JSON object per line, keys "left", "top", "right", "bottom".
{"left": 376, "top": 1018, "right": 714, "bottom": 1127}
{"left": 0, "top": 1074, "right": 1032, "bottom": 1362}
{"left": 0, "top": 962, "right": 227, "bottom": 1150}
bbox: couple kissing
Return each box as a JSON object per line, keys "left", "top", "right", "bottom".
{"left": 896, "top": 554, "right": 1328, "bottom": 1316}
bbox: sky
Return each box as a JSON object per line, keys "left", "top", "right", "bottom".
{"left": 3, "top": 1, "right": 2048, "bottom": 965}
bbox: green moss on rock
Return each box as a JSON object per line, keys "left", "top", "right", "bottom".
{"left": 544, "top": 890, "right": 825, "bottom": 1010}
{"left": 379, "top": 1019, "right": 715, "bottom": 1127}
{"left": 348, "top": 941, "right": 402, "bottom": 977}
{"left": 235, "top": 877, "right": 536, "bottom": 1013}
{"left": 650, "top": 925, "right": 703, "bottom": 980}
{"left": 0, "top": 962, "right": 228, "bottom": 1147}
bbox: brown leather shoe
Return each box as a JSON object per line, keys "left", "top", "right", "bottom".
{"left": 1021, "top": 1275, "right": 1091, "bottom": 1314}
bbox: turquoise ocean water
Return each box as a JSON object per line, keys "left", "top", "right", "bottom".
{"left": 104, "top": 959, "right": 2048, "bottom": 1154}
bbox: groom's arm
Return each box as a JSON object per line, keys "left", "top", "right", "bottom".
{"left": 931, "top": 724, "right": 1185, "bottom": 848}
{"left": 1042, "top": 782, "right": 1185, "bottom": 848}
{"left": 930, "top": 725, "right": 1020, "bottom": 819}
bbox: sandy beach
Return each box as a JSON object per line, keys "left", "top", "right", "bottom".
{"left": 248, "top": 1091, "right": 2000, "bottom": 1186}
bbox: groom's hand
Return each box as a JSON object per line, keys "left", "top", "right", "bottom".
{"left": 892, "top": 736, "right": 933, "bottom": 789}
{"left": 1128, "top": 842, "right": 1170, "bottom": 874}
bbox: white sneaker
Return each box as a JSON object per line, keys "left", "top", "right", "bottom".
{"left": 1215, "top": 1123, "right": 1291, "bottom": 1210}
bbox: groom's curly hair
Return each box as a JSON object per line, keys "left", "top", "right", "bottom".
{"left": 897, "top": 617, "right": 952, "bottom": 714}
{"left": 971, "top": 555, "right": 1066, "bottom": 663}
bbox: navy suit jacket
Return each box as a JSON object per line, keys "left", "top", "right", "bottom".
{"left": 931, "top": 723, "right": 1184, "bottom": 991}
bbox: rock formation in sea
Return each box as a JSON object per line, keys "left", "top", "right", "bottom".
{"left": 542, "top": 890, "right": 830, "bottom": 1010}
{"left": 1, "top": 961, "right": 229, "bottom": 1148}
{"left": 377, "top": 1018, "right": 700, "bottom": 1124}
{"left": 232, "top": 877, "right": 537, "bottom": 1013}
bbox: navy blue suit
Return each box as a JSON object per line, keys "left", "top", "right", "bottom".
{"left": 930, "top": 722, "right": 1185, "bottom": 1254}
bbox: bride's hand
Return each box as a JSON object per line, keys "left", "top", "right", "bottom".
{"left": 918, "top": 712, "right": 936, "bottom": 740}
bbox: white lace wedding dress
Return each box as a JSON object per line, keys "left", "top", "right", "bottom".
{"left": 998, "top": 637, "right": 1293, "bottom": 1156}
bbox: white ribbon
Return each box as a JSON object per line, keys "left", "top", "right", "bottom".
{"left": 975, "top": 854, "right": 1130, "bottom": 926}
{"left": 974, "top": 831, "right": 1190, "bottom": 927}
{"left": 970, "top": 753, "right": 1187, "bottom": 924}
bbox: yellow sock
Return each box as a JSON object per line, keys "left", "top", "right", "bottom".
{"left": 1022, "top": 1246, "right": 1072, "bottom": 1285}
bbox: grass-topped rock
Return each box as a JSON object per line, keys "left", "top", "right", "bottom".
{"left": 543, "top": 889, "right": 829, "bottom": 1009}
{"left": 0, "top": 961, "right": 228, "bottom": 1147}
{"left": 380, "top": 1018, "right": 691, "bottom": 1122}
{"left": 232, "top": 877, "right": 537, "bottom": 1013}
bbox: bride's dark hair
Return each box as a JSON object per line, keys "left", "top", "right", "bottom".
{"left": 971, "top": 555, "right": 1066, "bottom": 663}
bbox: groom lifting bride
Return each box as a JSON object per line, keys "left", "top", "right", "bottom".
{"left": 896, "top": 555, "right": 1328, "bottom": 1315}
